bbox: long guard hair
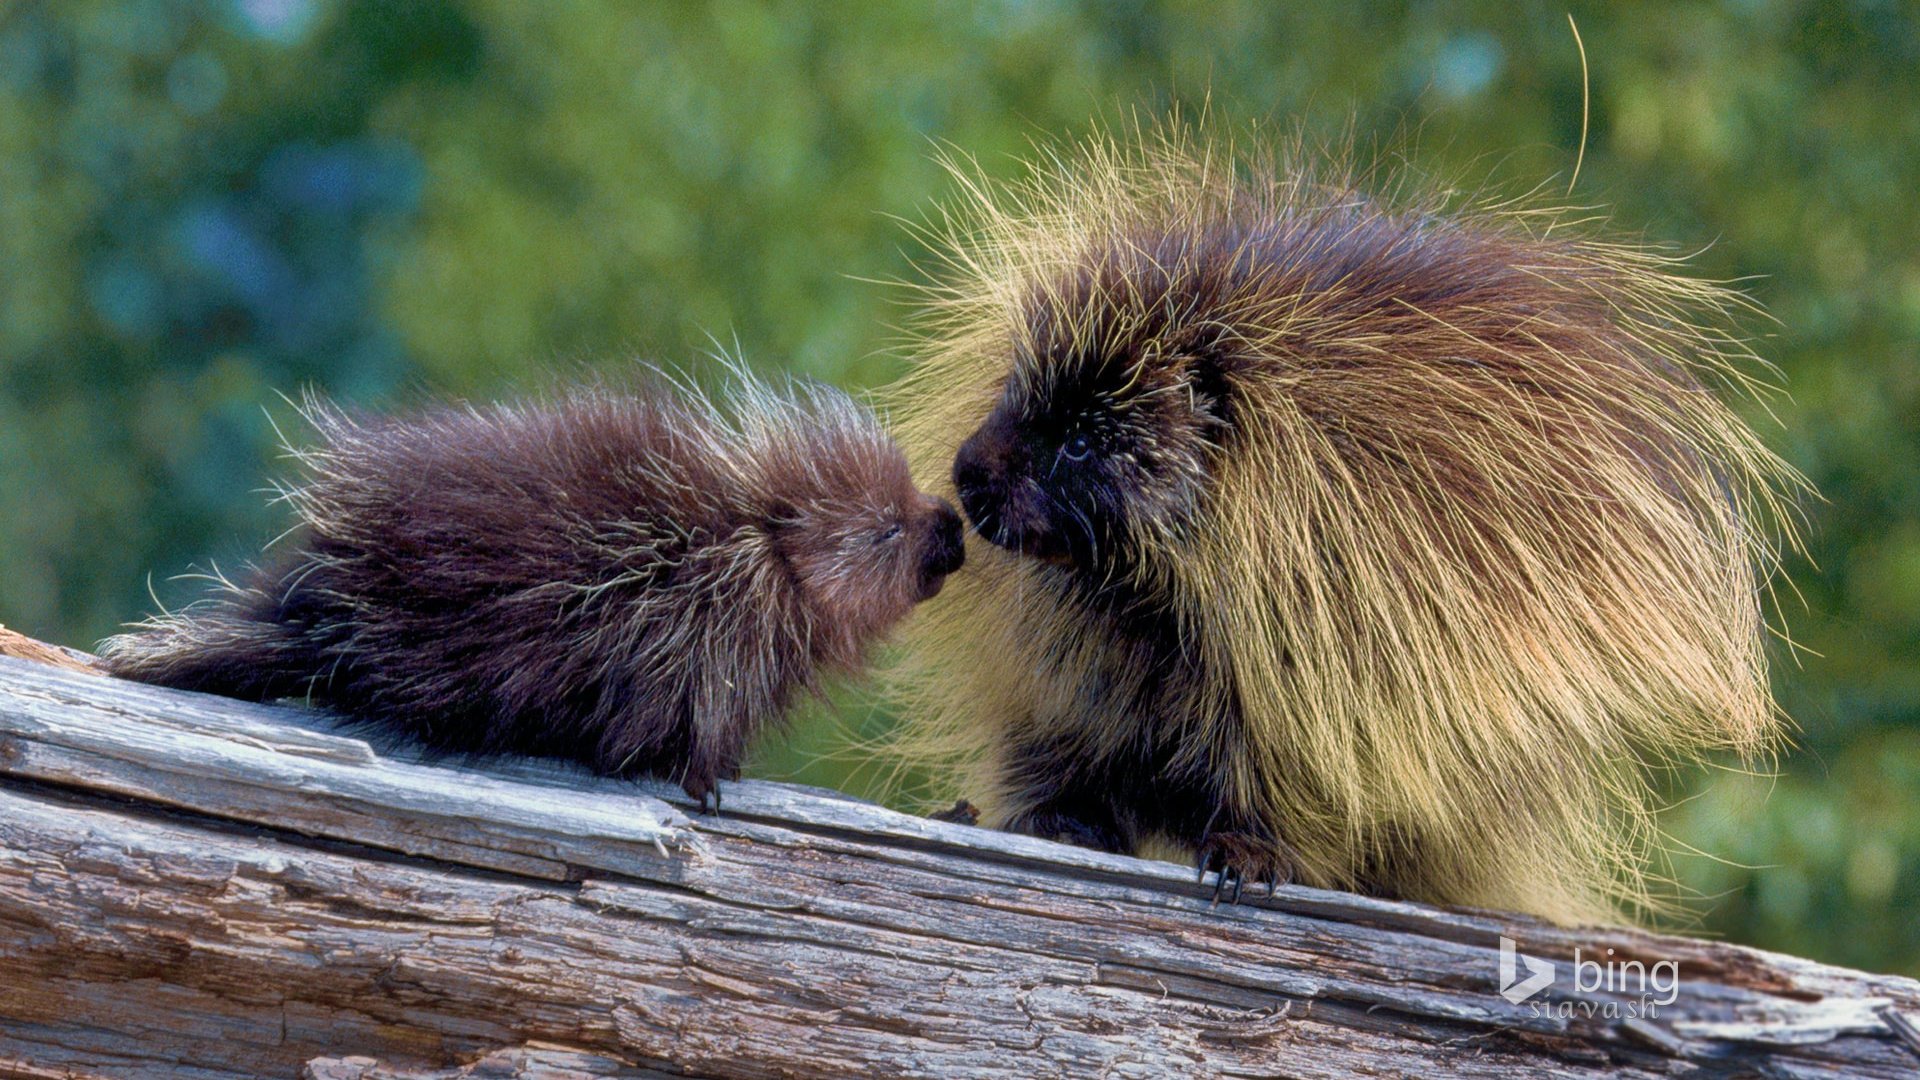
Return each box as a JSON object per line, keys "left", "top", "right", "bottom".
{"left": 884, "top": 121, "right": 1804, "bottom": 925}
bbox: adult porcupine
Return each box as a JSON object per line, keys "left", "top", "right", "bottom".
{"left": 885, "top": 128, "right": 1802, "bottom": 924}
{"left": 103, "top": 374, "right": 966, "bottom": 804}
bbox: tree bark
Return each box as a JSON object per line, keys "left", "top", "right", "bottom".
{"left": 0, "top": 655, "right": 1914, "bottom": 1079}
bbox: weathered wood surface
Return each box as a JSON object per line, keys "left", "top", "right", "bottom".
{"left": 0, "top": 626, "right": 101, "bottom": 676}
{"left": 0, "top": 655, "right": 1914, "bottom": 1079}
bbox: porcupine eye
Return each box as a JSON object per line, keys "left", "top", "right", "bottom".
{"left": 1060, "top": 432, "right": 1093, "bottom": 462}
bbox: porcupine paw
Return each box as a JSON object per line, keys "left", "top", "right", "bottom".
{"left": 678, "top": 765, "right": 739, "bottom": 814}
{"left": 929, "top": 799, "right": 982, "bottom": 826}
{"left": 1005, "top": 809, "right": 1129, "bottom": 854}
{"left": 1195, "top": 831, "right": 1297, "bottom": 906}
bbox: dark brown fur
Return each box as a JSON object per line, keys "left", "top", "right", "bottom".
{"left": 102, "top": 378, "right": 965, "bottom": 802}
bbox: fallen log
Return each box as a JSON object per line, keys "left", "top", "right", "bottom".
{"left": 0, "top": 655, "right": 1914, "bottom": 1078}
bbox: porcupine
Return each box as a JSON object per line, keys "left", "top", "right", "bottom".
{"left": 884, "top": 127, "right": 1802, "bottom": 924}
{"left": 102, "top": 373, "right": 966, "bottom": 805}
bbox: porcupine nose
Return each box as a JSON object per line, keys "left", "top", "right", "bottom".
{"left": 929, "top": 501, "right": 965, "bottom": 574}
{"left": 952, "top": 429, "right": 1001, "bottom": 538}
{"left": 917, "top": 499, "right": 967, "bottom": 599}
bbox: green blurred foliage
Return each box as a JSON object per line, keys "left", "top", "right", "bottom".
{"left": 0, "top": 0, "right": 1913, "bottom": 972}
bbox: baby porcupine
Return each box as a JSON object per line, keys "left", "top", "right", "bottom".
{"left": 885, "top": 127, "right": 1803, "bottom": 924}
{"left": 102, "top": 374, "right": 966, "bottom": 804}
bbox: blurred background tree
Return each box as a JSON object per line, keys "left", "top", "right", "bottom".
{"left": 1, "top": 0, "right": 1913, "bottom": 973}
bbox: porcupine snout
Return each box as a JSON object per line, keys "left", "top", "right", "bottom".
{"left": 916, "top": 496, "right": 966, "bottom": 599}
{"left": 952, "top": 411, "right": 1070, "bottom": 561}
{"left": 952, "top": 431, "right": 997, "bottom": 535}
{"left": 952, "top": 418, "right": 1020, "bottom": 547}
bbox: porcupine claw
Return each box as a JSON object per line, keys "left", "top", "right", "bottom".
{"left": 1197, "top": 830, "right": 1296, "bottom": 906}
{"left": 678, "top": 770, "right": 722, "bottom": 815}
